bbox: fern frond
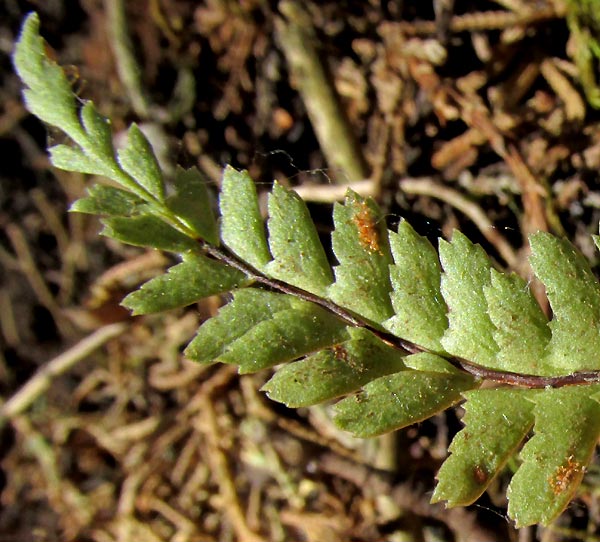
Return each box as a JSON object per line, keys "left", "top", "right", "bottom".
{"left": 15, "top": 12, "right": 600, "bottom": 527}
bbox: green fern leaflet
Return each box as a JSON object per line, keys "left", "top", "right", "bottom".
{"left": 14, "top": 12, "right": 600, "bottom": 527}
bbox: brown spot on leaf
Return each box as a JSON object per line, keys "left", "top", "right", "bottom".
{"left": 353, "top": 201, "right": 381, "bottom": 254}
{"left": 332, "top": 344, "right": 348, "bottom": 362}
{"left": 548, "top": 455, "right": 584, "bottom": 495}
{"left": 473, "top": 465, "right": 488, "bottom": 484}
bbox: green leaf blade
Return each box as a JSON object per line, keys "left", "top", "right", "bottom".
{"left": 186, "top": 289, "right": 348, "bottom": 372}
{"left": 530, "top": 232, "right": 600, "bottom": 372}
{"left": 117, "top": 124, "right": 165, "bottom": 202}
{"left": 101, "top": 215, "right": 197, "bottom": 252}
{"left": 264, "top": 182, "right": 333, "bottom": 295}
{"left": 221, "top": 300, "right": 349, "bottom": 373}
{"left": 80, "top": 102, "right": 115, "bottom": 159}
{"left": 440, "top": 232, "right": 498, "bottom": 366}
{"left": 334, "top": 353, "right": 475, "bottom": 438}
{"left": 185, "top": 289, "right": 292, "bottom": 363}
{"left": 122, "top": 254, "right": 247, "bottom": 315}
{"left": 507, "top": 385, "right": 600, "bottom": 527}
{"left": 49, "top": 145, "right": 108, "bottom": 177}
{"left": 70, "top": 184, "right": 146, "bottom": 216}
{"left": 13, "top": 13, "right": 85, "bottom": 142}
{"left": 432, "top": 388, "right": 535, "bottom": 507}
{"left": 262, "top": 327, "right": 406, "bottom": 407}
{"left": 385, "top": 221, "right": 448, "bottom": 352}
{"left": 484, "top": 270, "right": 552, "bottom": 375}
{"left": 166, "top": 167, "right": 218, "bottom": 243}
{"left": 219, "top": 166, "right": 271, "bottom": 270}
{"left": 327, "top": 192, "right": 394, "bottom": 323}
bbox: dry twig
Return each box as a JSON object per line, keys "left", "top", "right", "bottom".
{"left": 194, "top": 394, "right": 265, "bottom": 542}
{"left": 5, "top": 223, "right": 74, "bottom": 337}
{"left": 1, "top": 322, "right": 128, "bottom": 422}
{"left": 275, "top": 0, "right": 368, "bottom": 182}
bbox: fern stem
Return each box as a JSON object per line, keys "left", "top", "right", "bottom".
{"left": 454, "top": 361, "right": 600, "bottom": 388}
{"left": 202, "top": 241, "right": 600, "bottom": 390}
{"left": 201, "top": 242, "right": 421, "bottom": 354}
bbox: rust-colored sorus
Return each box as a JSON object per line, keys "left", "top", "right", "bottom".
{"left": 353, "top": 201, "right": 382, "bottom": 254}
{"left": 549, "top": 455, "right": 584, "bottom": 495}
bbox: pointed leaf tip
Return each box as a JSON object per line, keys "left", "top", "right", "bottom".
{"left": 122, "top": 254, "right": 247, "bottom": 315}
{"left": 14, "top": 12, "right": 84, "bottom": 141}
{"left": 440, "top": 231, "right": 498, "bottom": 366}
{"left": 265, "top": 182, "right": 333, "bottom": 294}
{"left": 220, "top": 166, "right": 271, "bottom": 269}
{"left": 386, "top": 220, "right": 447, "bottom": 352}
{"left": 117, "top": 124, "right": 165, "bottom": 202}
{"left": 167, "top": 167, "right": 219, "bottom": 243}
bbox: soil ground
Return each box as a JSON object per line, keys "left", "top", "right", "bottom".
{"left": 3, "top": 1, "right": 600, "bottom": 541}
